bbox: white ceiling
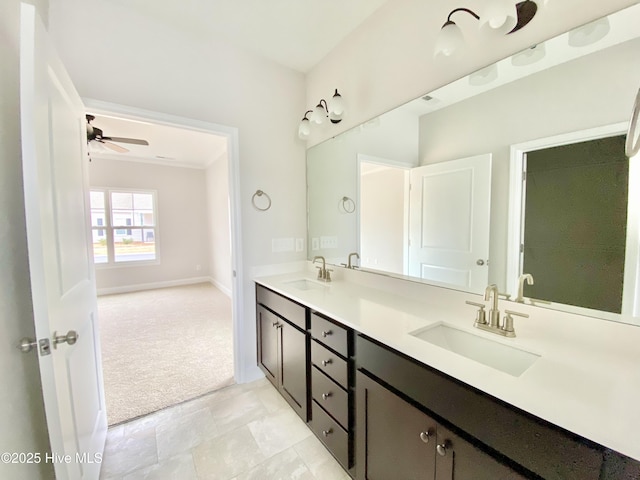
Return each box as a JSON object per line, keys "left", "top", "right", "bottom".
{"left": 88, "top": 114, "right": 228, "bottom": 169}
{"left": 102, "top": 0, "right": 392, "bottom": 73}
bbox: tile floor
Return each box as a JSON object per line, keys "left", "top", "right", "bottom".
{"left": 99, "top": 378, "right": 351, "bottom": 480}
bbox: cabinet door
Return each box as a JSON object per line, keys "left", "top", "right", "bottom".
{"left": 280, "top": 320, "right": 308, "bottom": 420}
{"left": 357, "top": 371, "right": 437, "bottom": 480}
{"left": 435, "top": 425, "right": 527, "bottom": 480}
{"left": 257, "top": 306, "right": 278, "bottom": 386}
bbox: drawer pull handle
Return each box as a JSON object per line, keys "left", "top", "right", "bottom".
{"left": 419, "top": 429, "right": 434, "bottom": 444}
{"left": 322, "top": 428, "right": 333, "bottom": 437}
{"left": 321, "top": 359, "right": 332, "bottom": 367}
{"left": 437, "top": 440, "right": 451, "bottom": 457}
{"left": 322, "top": 392, "right": 332, "bottom": 400}
{"left": 322, "top": 330, "right": 332, "bottom": 337}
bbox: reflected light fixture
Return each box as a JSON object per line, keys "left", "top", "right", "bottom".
{"left": 298, "top": 89, "right": 345, "bottom": 140}
{"left": 435, "top": 0, "right": 539, "bottom": 58}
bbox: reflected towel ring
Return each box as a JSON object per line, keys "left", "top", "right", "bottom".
{"left": 252, "top": 190, "right": 272, "bottom": 211}
{"left": 342, "top": 196, "right": 355, "bottom": 214}
{"left": 626, "top": 88, "right": 640, "bottom": 157}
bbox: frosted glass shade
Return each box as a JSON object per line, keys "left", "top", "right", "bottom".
{"left": 298, "top": 118, "right": 311, "bottom": 139}
{"left": 434, "top": 21, "right": 464, "bottom": 57}
{"left": 479, "top": 0, "right": 517, "bottom": 35}
{"left": 328, "top": 91, "right": 345, "bottom": 116}
{"left": 311, "top": 104, "right": 327, "bottom": 125}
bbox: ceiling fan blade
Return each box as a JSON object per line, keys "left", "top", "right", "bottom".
{"left": 102, "top": 141, "right": 130, "bottom": 153}
{"left": 103, "top": 136, "right": 149, "bottom": 146}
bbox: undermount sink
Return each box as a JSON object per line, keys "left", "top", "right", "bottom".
{"left": 283, "top": 278, "right": 328, "bottom": 291}
{"left": 410, "top": 323, "right": 540, "bottom": 377}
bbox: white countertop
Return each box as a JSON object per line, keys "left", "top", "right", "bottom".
{"left": 255, "top": 266, "right": 640, "bottom": 462}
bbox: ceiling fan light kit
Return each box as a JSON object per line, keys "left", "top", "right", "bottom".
{"left": 298, "top": 89, "right": 345, "bottom": 140}
{"left": 435, "top": 0, "right": 539, "bottom": 58}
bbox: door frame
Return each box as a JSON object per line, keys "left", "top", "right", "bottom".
{"left": 507, "top": 121, "right": 640, "bottom": 320}
{"left": 82, "top": 99, "right": 245, "bottom": 381}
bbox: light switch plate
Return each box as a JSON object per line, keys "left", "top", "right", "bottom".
{"left": 272, "top": 237, "right": 295, "bottom": 253}
{"left": 320, "top": 236, "right": 338, "bottom": 249}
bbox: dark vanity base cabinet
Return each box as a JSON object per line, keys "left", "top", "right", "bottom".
{"left": 356, "top": 371, "right": 527, "bottom": 480}
{"left": 308, "top": 312, "right": 355, "bottom": 475}
{"left": 356, "top": 334, "right": 609, "bottom": 480}
{"left": 256, "top": 285, "right": 309, "bottom": 422}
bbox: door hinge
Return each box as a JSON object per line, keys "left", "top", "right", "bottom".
{"left": 520, "top": 243, "right": 524, "bottom": 253}
{"left": 522, "top": 171, "right": 527, "bottom": 182}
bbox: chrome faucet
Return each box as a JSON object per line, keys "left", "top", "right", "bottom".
{"left": 347, "top": 252, "right": 360, "bottom": 269}
{"left": 484, "top": 284, "right": 500, "bottom": 327}
{"left": 515, "top": 273, "right": 534, "bottom": 303}
{"left": 313, "top": 256, "right": 331, "bottom": 282}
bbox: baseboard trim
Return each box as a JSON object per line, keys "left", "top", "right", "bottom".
{"left": 97, "top": 277, "right": 213, "bottom": 296}
{"left": 211, "top": 278, "right": 232, "bottom": 298}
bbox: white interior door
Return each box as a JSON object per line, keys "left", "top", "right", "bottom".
{"left": 20, "top": 4, "right": 107, "bottom": 479}
{"left": 408, "top": 154, "right": 492, "bottom": 293}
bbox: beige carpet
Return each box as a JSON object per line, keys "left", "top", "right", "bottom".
{"left": 98, "top": 282, "right": 234, "bottom": 425}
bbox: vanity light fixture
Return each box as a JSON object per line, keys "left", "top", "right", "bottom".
{"left": 298, "top": 89, "right": 345, "bottom": 140}
{"left": 435, "top": 0, "right": 539, "bottom": 58}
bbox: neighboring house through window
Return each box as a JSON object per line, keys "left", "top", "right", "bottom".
{"left": 90, "top": 189, "right": 158, "bottom": 265}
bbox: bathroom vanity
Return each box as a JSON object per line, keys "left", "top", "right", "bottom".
{"left": 255, "top": 269, "right": 640, "bottom": 479}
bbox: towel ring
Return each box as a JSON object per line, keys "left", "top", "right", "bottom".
{"left": 341, "top": 196, "right": 355, "bottom": 214}
{"left": 626, "top": 88, "right": 640, "bottom": 157}
{"left": 252, "top": 190, "right": 271, "bottom": 211}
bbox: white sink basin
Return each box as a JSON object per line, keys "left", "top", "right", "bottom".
{"left": 282, "top": 278, "right": 328, "bottom": 291}
{"left": 410, "top": 323, "right": 540, "bottom": 377}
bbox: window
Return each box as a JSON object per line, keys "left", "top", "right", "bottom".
{"left": 90, "top": 189, "right": 158, "bottom": 265}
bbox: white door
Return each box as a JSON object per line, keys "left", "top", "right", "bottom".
{"left": 20, "top": 4, "right": 107, "bottom": 479}
{"left": 408, "top": 154, "right": 492, "bottom": 293}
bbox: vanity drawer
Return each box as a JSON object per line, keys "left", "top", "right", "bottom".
{"left": 312, "top": 366, "right": 348, "bottom": 429}
{"left": 312, "top": 340, "right": 348, "bottom": 389}
{"left": 256, "top": 285, "right": 306, "bottom": 330}
{"left": 311, "top": 401, "right": 349, "bottom": 470}
{"left": 310, "top": 312, "right": 348, "bottom": 357}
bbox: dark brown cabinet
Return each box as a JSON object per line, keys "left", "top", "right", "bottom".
{"left": 308, "top": 312, "right": 354, "bottom": 473}
{"left": 256, "top": 286, "right": 309, "bottom": 421}
{"left": 356, "top": 371, "right": 525, "bottom": 480}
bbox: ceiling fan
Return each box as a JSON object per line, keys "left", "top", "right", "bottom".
{"left": 86, "top": 114, "right": 149, "bottom": 153}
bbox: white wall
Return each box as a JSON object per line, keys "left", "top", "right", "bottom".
{"left": 360, "top": 166, "right": 406, "bottom": 274}
{"left": 206, "top": 154, "right": 232, "bottom": 296}
{"left": 89, "top": 158, "right": 212, "bottom": 293}
{"left": 305, "top": 0, "right": 639, "bottom": 147}
{"left": 49, "top": 0, "right": 307, "bottom": 382}
{"left": 0, "top": 1, "right": 56, "bottom": 478}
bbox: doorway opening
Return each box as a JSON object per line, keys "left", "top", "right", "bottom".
{"left": 84, "top": 101, "right": 243, "bottom": 425}
{"left": 508, "top": 123, "right": 640, "bottom": 320}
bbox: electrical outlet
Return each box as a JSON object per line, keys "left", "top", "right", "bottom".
{"left": 312, "top": 238, "right": 319, "bottom": 251}
{"left": 196, "top": 264, "right": 201, "bottom": 271}
{"left": 295, "top": 238, "right": 304, "bottom": 252}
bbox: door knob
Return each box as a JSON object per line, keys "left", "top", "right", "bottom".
{"left": 476, "top": 259, "right": 487, "bottom": 266}
{"left": 53, "top": 330, "right": 79, "bottom": 349}
{"left": 18, "top": 337, "right": 37, "bottom": 354}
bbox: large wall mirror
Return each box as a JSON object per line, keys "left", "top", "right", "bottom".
{"left": 307, "top": 3, "right": 640, "bottom": 326}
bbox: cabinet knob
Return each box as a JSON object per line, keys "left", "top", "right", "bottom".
{"left": 321, "top": 359, "right": 332, "bottom": 367}
{"left": 322, "top": 392, "right": 332, "bottom": 400}
{"left": 322, "top": 428, "right": 333, "bottom": 437}
{"left": 419, "top": 429, "right": 434, "bottom": 444}
{"left": 437, "top": 440, "right": 451, "bottom": 457}
{"left": 321, "top": 330, "right": 332, "bottom": 337}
